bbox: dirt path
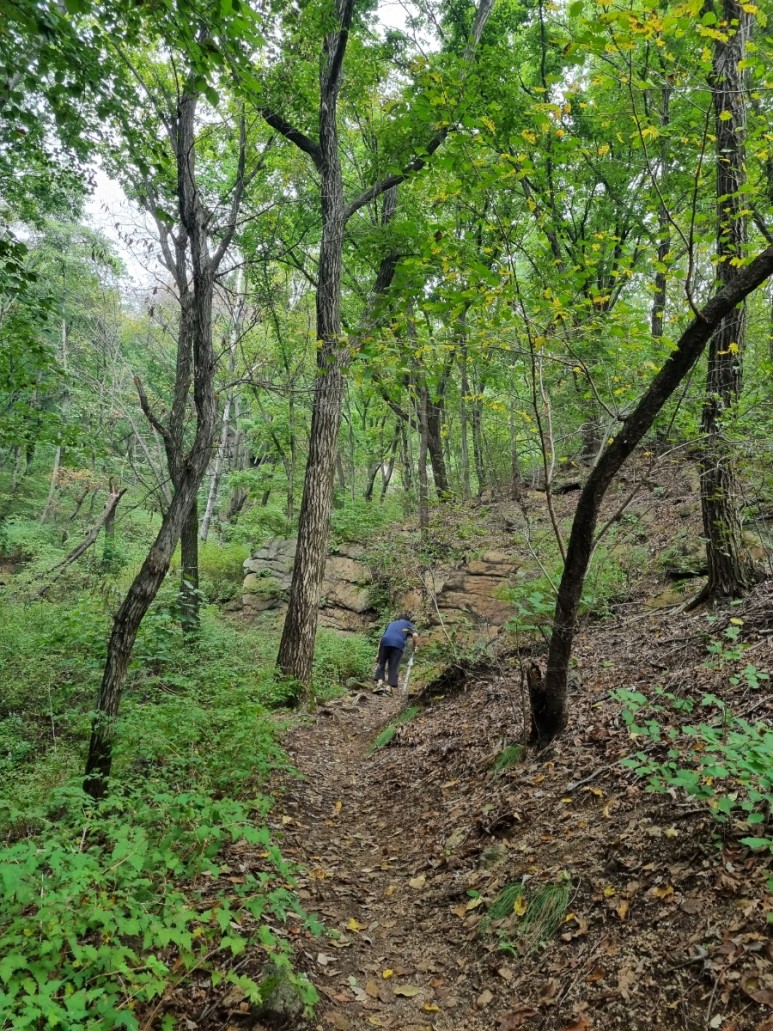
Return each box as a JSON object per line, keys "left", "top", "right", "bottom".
{"left": 275, "top": 688, "right": 502, "bottom": 1031}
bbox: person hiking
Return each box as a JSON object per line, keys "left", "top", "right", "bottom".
{"left": 374, "top": 613, "right": 418, "bottom": 693}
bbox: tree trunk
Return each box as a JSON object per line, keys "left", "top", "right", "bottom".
{"left": 418, "top": 381, "right": 429, "bottom": 532}
{"left": 471, "top": 373, "right": 486, "bottom": 493}
{"left": 201, "top": 274, "right": 242, "bottom": 544}
{"left": 273, "top": 0, "right": 494, "bottom": 685}
{"left": 85, "top": 477, "right": 206, "bottom": 795}
{"left": 276, "top": 3, "right": 351, "bottom": 685}
{"left": 533, "top": 243, "right": 773, "bottom": 747}
{"left": 696, "top": 0, "right": 754, "bottom": 604}
{"left": 179, "top": 499, "right": 200, "bottom": 632}
{"left": 84, "top": 86, "right": 241, "bottom": 797}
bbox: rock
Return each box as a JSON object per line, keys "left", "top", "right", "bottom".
{"left": 242, "top": 539, "right": 374, "bottom": 631}
{"left": 251, "top": 967, "right": 306, "bottom": 1029}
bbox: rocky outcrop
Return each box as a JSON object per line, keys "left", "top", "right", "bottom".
{"left": 242, "top": 542, "right": 521, "bottom": 638}
{"left": 427, "top": 550, "right": 519, "bottom": 639}
{"left": 242, "top": 540, "right": 374, "bottom": 632}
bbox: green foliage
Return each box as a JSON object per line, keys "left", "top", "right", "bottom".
{"left": 0, "top": 783, "right": 318, "bottom": 1029}
{"left": 313, "top": 630, "right": 374, "bottom": 699}
{"left": 0, "top": 602, "right": 321, "bottom": 1028}
{"left": 330, "top": 495, "right": 403, "bottom": 547}
{"left": 492, "top": 743, "right": 525, "bottom": 774}
{"left": 482, "top": 876, "right": 571, "bottom": 956}
{"left": 198, "top": 540, "right": 247, "bottom": 603}
{"left": 368, "top": 705, "right": 420, "bottom": 754}
{"left": 616, "top": 685, "right": 773, "bottom": 836}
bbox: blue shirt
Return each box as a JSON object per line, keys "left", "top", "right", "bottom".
{"left": 381, "top": 619, "right": 416, "bottom": 651}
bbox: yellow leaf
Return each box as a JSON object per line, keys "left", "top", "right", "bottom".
{"left": 616, "top": 900, "right": 629, "bottom": 920}
{"left": 347, "top": 917, "right": 368, "bottom": 932}
{"left": 382, "top": 969, "right": 394, "bottom": 979}
{"left": 654, "top": 884, "right": 674, "bottom": 899}
{"left": 603, "top": 885, "right": 617, "bottom": 897}
{"left": 719, "top": 110, "right": 732, "bottom": 121}
{"left": 729, "top": 617, "right": 744, "bottom": 625}
{"left": 466, "top": 896, "right": 484, "bottom": 911}
{"left": 423, "top": 1003, "right": 441, "bottom": 1012}
{"left": 584, "top": 786, "right": 604, "bottom": 797}
{"left": 334, "top": 800, "right": 343, "bottom": 812}
{"left": 598, "top": 143, "right": 610, "bottom": 156}
{"left": 394, "top": 985, "right": 421, "bottom": 997}
{"left": 514, "top": 895, "right": 528, "bottom": 917}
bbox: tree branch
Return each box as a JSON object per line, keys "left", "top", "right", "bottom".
{"left": 260, "top": 108, "right": 322, "bottom": 170}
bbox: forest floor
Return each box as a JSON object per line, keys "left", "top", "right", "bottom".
{"left": 175, "top": 585, "right": 773, "bottom": 1031}
{"left": 159, "top": 467, "right": 773, "bottom": 1031}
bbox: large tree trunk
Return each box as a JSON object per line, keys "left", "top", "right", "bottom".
{"left": 273, "top": 0, "right": 494, "bottom": 685}
{"left": 276, "top": 5, "right": 351, "bottom": 685}
{"left": 696, "top": 0, "right": 754, "bottom": 604}
{"left": 532, "top": 244, "right": 773, "bottom": 747}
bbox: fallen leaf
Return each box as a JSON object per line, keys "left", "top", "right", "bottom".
{"left": 477, "top": 989, "right": 494, "bottom": 1009}
{"left": 409, "top": 875, "right": 426, "bottom": 889}
{"left": 466, "top": 896, "right": 484, "bottom": 911}
{"left": 423, "top": 1003, "right": 441, "bottom": 1012}
{"left": 365, "top": 980, "right": 380, "bottom": 998}
{"left": 563, "top": 1017, "right": 592, "bottom": 1031}
{"left": 664, "top": 827, "right": 679, "bottom": 838}
{"left": 347, "top": 917, "right": 368, "bottom": 932}
{"left": 514, "top": 895, "right": 528, "bottom": 917}
{"left": 603, "top": 885, "right": 616, "bottom": 897}
{"left": 653, "top": 884, "right": 674, "bottom": 899}
{"left": 616, "top": 900, "right": 629, "bottom": 921}
{"left": 382, "top": 969, "right": 394, "bottom": 979}
{"left": 498, "top": 1008, "right": 539, "bottom": 1029}
{"left": 539, "top": 978, "right": 559, "bottom": 1005}
{"left": 745, "top": 986, "right": 773, "bottom": 1006}
{"left": 394, "top": 985, "right": 421, "bottom": 997}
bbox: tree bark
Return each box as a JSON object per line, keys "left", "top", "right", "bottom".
{"left": 696, "top": 0, "right": 754, "bottom": 604}
{"left": 273, "top": 0, "right": 495, "bottom": 685}
{"left": 533, "top": 243, "right": 773, "bottom": 747}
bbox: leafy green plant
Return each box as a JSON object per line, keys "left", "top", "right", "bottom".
{"left": 368, "top": 705, "right": 420, "bottom": 754}
{"left": 312, "top": 630, "right": 374, "bottom": 700}
{"left": 615, "top": 682, "right": 773, "bottom": 900}
{"left": 0, "top": 783, "right": 319, "bottom": 1029}
{"left": 492, "top": 744, "right": 525, "bottom": 774}
{"left": 481, "top": 876, "right": 571, "bottom": 956}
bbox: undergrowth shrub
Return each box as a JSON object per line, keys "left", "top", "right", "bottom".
{"left": 615, "top": 626, "right": 773, "bottom": 903}
{"left": 0, "top": 606, "right": 322, "bottom": 1028}
{"left": 0, "top": 780, "right": 319, "bottom": 1029}
{"left": 312, "top": 631, "right": 374, "bottom": 699}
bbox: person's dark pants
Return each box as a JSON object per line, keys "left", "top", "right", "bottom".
{"left": 374, "top": 643, "right": 403, "bottom": 687}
